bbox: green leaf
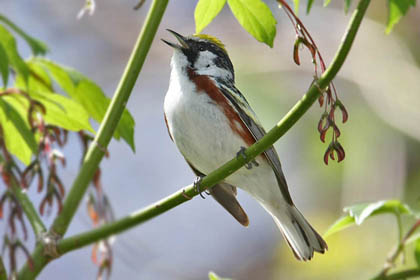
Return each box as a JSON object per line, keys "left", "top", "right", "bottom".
{"left": 75, "top": 80, "right": 135, "bottom": 150}
{"left": 34, "top": 59, "right": 75, "bottom": 94}
{"left": 324, "top": 200, "right": 414, "bottom": 238}
{"left": 26, "top": 61, "right": 53, "bottom": 92}
{"left": 12, "top": 60, "right": 92, "bottom": 132}
{"left": 227, "top": 0, "right": 277, "bottom": 47}
{"left": 324, "top": 215, "right": 354, "bottom": 238}
{"left": 323, "top": 0, "right": 351, "bottom": 12}
{"left": 0, "top": 98, "right": 37, "bottom": 165}
{"left": 323, "top": 0, "right": 332, "bottom": 7}
{"left": 0, "top": 25, "right": 29, "bottom": 83}
{"left": 0, "top": 14, "right": 48, "bottom": 56}
{"left": 14, "top": 60, "right": 53, "bottom": 93}
{"left": 195, "top": 0, "right": 227, "bottom": 34}
{"left": 32, "top": 92, "right": 94, "bottom": 132}
{"left": 208, "top": 272, "right": 232, "bottom": 280}
{"left": 307, "top": 0, "right": 315, "bottom": 14}
{"left": 415, "top": 238, "right": 420, "bottom": 267}
{"left": 33, "top": 59, "right": 136, "bottom": 151}
{"left": 0, "top": 43, "right": 9, "bottom": 87}
{"left": 346, "top": 200, "right": 413, "bottom": 224}
{"left": 344, "top": 0, "right": 352, "bottom": 13}
{"left": 386, "top": 0, "right": 416, "bottom": 34}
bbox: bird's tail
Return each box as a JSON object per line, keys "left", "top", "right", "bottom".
{"left": 270, "top": 205, "right": 327, "bottom": 261}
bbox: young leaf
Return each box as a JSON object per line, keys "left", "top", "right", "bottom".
{"left": 386, "top": 0, "right": 416, "bottom": 34}
{"left": 75, "top": 80, "right": 135, "bottom": 151}
{"left": 195, "top": 0, "right": 227, "bottom": 34}
{"left": 307, "top": 0, "right": 315, "bottom": 14}
{"left": 0, "top": 99, "right": 38, "bottom": 165}
{"left": 208, "top": 272, "right": 232, "bottom": 280}
{"left": 33, "top": 59, "right": 136, "bottom": 151}
{"left": 323, "top": 0, "right": 352, "bottom": 12}
{"left": 31, "top": 92, "right": 94, "bottom": 133}
{"left": 324, "top": 200, "right": 414, "bottom": 238}
{"left": 25, "top": 61, "right": 53, "bottom": 92}
{"left": 34, "top": 59, "right": 75, "bottom": 94}
{"left": 0, "top": 25, "right": 29, "bottom": 83}
{"left": 0, "top": 14, "right": 48, "bottom": 56}
{"left": 346, "top": 200, "right": 413, "bottom": 225}
{"left": 344, "top": 0, "right": 352, "bottom": 13}
{"left": 324, "top": 215, "right": 354, "bottom": 238}
{"left": 415, "top": 238, "right": 420, "bottom": 267}
{"left": 14, "top": 61, "right": 53, "bottom": 94}
{"left": 0, "top": 44, "right": 9, "bottom": 87}
{"left": 227, "top": 0, "right": 277, "bottom": 47}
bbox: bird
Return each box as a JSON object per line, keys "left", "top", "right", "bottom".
{"left": 162, "top": 29, "right": 327, "bottom": 261}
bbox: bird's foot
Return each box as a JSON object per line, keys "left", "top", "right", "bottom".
{"left": 194, "top": 176, "right": 206, "bottom": 199}
{"left": 236, "top": 146, "right": 259, "bottom": 170}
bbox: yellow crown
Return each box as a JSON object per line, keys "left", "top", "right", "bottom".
{"left": 193, "top": 34, "right": 227, "bottom": 53}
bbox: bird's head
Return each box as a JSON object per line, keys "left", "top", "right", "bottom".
{"left": 162, "top": 29, "right": 234, "bottom": 82}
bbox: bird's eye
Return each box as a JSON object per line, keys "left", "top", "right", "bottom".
{"left": 199, "top": 46, "right": 205, "bottom": 51}
{"left": 206, "top": 64, "right": 210, "bottom": 68}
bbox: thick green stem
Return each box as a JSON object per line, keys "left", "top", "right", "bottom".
{"left": 51, "top": 0, "right": 169, "bottom": 237}
{"left": 54, "top": 0, "right": 372, "bottom": 256}
{"left": 10, "top": 178, "right": 46, "bottom": 238}
{"left": 17, "top": 0, "right": 169, "bottom": 279}
{"left": 0, "top": 256, "right": 6, "bottom": 280}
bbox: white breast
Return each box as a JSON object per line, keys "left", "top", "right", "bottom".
{"left": 164, "top": 53, "right": 245, "bottom": 175}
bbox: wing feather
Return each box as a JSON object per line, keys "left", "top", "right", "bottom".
{"left": 218, "top": 82, "right": 294, "bottom": 205}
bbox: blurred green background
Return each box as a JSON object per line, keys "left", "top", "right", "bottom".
{"left": 2, "top": 0, "right": 420, "bottom": 279}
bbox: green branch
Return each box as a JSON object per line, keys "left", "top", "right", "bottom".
{"left": 51, "top": 0, "right": 169, "bottom": 237}
{"left": 53, "top": 0, "right": 371, "bottom": 257}
{"left": 17, "top": 0, "right": 169, "bottom": 279}
{"left": 0, "top": 256, "right": 6, "bottom": 280}
{"left": 372, "top": 219, "right": 420, "bottom": 279}
{"left": 372, "top": 269, "right": 420, "bottom": 280}
{"left": 10, "top": 177, "right": 46, "bottom": 239}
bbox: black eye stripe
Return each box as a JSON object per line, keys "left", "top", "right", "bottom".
{"left": 183, "top": 39, "right": 235, "bottom": 82}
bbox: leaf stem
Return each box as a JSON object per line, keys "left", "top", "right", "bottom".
{"left": 372, "top": 268, "right": 420, "bottom": 280}
{"left": 17, "top": 0, "right": 169, "bottom": 278}
{"left": 373, "top": 219, "right": 420, "bottom": 279}
{"left": 53, "top": 0, "right": 371, "bottom": 257}
{"left": 10, "top": 177, "right": 46, "bottom": 239}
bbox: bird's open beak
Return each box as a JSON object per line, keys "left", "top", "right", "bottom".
{"left": 162, "top": 29, "right": 190, "bottom": 50}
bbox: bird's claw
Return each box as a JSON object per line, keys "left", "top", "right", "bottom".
{"left": 236, "top": 146, "right": 259, "bottom": 170}
{"left": 194, "top": 176, "right": 206, "bottom": 199}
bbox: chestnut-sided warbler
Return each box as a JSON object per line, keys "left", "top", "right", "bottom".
{"left": 162, "top": 30, "right": 327, "bottom": 261}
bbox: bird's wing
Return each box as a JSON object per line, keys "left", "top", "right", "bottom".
{"left": 186, "top": 160, "right": 249, "bottom": 226}
{"left": 219, "top": 82, "right": 293, "bottom": 205}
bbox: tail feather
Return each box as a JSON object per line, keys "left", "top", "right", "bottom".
{"left": 210, "top": 183, "right": 249, "bottom": 226}
{"left": 270, "top": 205, "right": 327, "bottom": 261}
